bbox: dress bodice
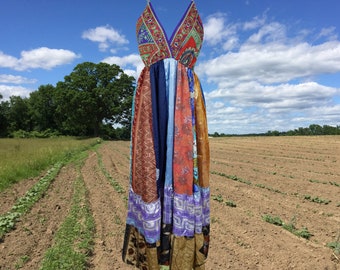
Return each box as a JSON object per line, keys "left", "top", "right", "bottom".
{"left": 136, "top": 1, "right": 204, "bottom": 69}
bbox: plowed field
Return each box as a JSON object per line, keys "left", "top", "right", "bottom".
{"left": 1, "top": 136, "right": 339, "bottom": 269}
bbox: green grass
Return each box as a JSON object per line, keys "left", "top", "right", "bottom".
{"left": 0, "top": 137, "right": 100, "bottom": 191}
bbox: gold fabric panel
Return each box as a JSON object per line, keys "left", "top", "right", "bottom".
{"left": 194, "top": 72, "right": 210, "bottom": 188}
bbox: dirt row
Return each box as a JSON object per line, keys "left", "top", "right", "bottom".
{"left": 0, "top": 137, "right": 339, "bottom": 269}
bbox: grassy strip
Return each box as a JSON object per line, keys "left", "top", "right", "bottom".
{"left": 262, "top": 214, "right": 313, "bottom": 240}
{"left": 40, "top": 173, "right": 95, "bottom": 269}
{"left": 0, "top": 162, "right": 63, "bottom": 240}
{"left": 96, "top": 149, "right": 126, "bottom": 200}
{"left": 0, "top": 137, "right": 100, "bottom": 191}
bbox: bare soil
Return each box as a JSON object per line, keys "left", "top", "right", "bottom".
{"left": 1, "top": 136, "right": 339, "bottom": 269}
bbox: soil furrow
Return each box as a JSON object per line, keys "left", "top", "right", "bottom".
{"left": 0, "top": 165, "right": 76, "bottom": 269}
{"left": 81, "top": 151, "right": 128, "bottom": 269}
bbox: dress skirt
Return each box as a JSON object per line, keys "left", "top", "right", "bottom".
{"left": 122, "top": 58, "right": 210, "bottom": 270}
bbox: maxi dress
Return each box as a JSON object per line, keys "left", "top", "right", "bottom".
{"left": 122, "top": 1, "right": 210, "bottom": 269}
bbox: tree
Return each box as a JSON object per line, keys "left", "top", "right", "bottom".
{"left": 54, "top": 62, "right": 135, "bottom": 137}
{"left": 7, "top": 96, "right": 31, "bottom": 133}
{"left": 29, "top": 84, "right": 58, "bottom": 132}
{"left": 309, "top": 124, "right": 323, "bottom": 135}
{"left": 0, "top": 95, "right": 10, "bottom": 136}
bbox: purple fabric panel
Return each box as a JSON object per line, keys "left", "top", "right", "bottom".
{"left": 173, "top": 193, "right": 195, "bottom": 236}
{"left": 126, "top": 189, "right": 161, "bottom": 243}
{"left": 201, "top": 187, "right": 210, "bottom": 226}
{"left": 163, "top": 185, "right": 173, "bottom": 224}
{"left": 172, "top": 186, "right": 210, "bottom": 236}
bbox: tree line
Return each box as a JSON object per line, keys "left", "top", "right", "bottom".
{"left": 211, "top": 124, "right": 340, "bottom": 137}
{"left": 0, "top": 62, "right": 135, "bottom": 139}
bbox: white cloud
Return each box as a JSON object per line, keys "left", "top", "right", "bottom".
{"left": 198, "top": 40, "right": 340, "bottom": 85}
{"left": 0, "top": 52, "right": 18, "bottom": 69}
{"left": 102, "top": 54, "right": 144, "bottom": 79}
{"left": 208, "top": 81, "right": 338, "bottom": 109}
{"left": 82, "top": 25, "right": 128, "bottom": 52}
{"left": 243, "top": 14, "right": 266, "bottom": 31}
{"left": 0, "top": 47, "right": 79, "bottom": 71}
{"left": 0, "top": 85, "right": 32, "bottom": 100}
{"left": 204, "top": 13, "right": 239, "bottom": 50}
{"left": 0, "top": 74, "right": 37, "bottom": 84}
{"left": 247, "top": 22, "right": 286, "bottom": 44}
{"left": 317, "top": 26, "right": 338, "bottom": 41}
{"left": 199, "top": 16, "right": 340, "bottom": 134}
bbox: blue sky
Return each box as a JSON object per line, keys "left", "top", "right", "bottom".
{"left": 1, "top": 0, "right": 340, "bottom": 134}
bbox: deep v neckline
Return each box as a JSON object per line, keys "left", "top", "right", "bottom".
{"left": 148, "top": 1, "right": 195, "bottom": 46}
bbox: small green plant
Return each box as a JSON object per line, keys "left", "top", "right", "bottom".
{"left": 211, "top": 171, "right": 252, "bottom": 185}
{"left": 327, "top": 232, "right": 340, "bottom": 256}
{"left": 304, "top": 195, "right": 331, "bottom": 205}
{"left": 309, "top": 179, "right": 327, "bottom": 184}
{"left": 329, "top": 181, "right": 340, "bottom": 187}
{"left": 262, "top": 214, "right": 312, "bottom": 240}
{"left": 225, "top": 200, "right": 237, "bottom": 208}
{"left": 262, "top": 214, "right": 283, "bottom": 226}
{"left": 212, "top": 194, "right": 224, "bottom": 203}
{"left": 255, "top": 183, "right": 286, "bottom": 195}
{"left": 15, "top": 255, "right": 30, "bottom": 269}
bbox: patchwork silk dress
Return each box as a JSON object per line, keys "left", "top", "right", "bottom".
{"left": 122, "top": 1, "right": 210, "bottom": 269}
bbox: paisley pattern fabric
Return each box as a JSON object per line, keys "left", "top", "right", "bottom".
{"left": 136, "top": 1, "right": 204, "bottom": 68}
{"left": 123, "top": 1, "right": 210, "bottom": 269}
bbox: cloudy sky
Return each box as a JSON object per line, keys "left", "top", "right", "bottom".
{"left": 1, "top": 0, "right": 339, "bottom": 134}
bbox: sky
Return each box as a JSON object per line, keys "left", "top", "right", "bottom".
{"left": 1, "top": 0, "right": 340, "bottom": 134}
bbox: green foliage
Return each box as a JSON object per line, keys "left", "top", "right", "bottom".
{"left": 0, "top": 61, "right": 135, "bottom": 139}
{"left": 54, "top": 62, "right": 134, "bottom": 137}
{"left": 10, "top": 129, "right": 61, "bottom": 138}
{"left": 29, "top": 84, "right": 58, "bottom": 132}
